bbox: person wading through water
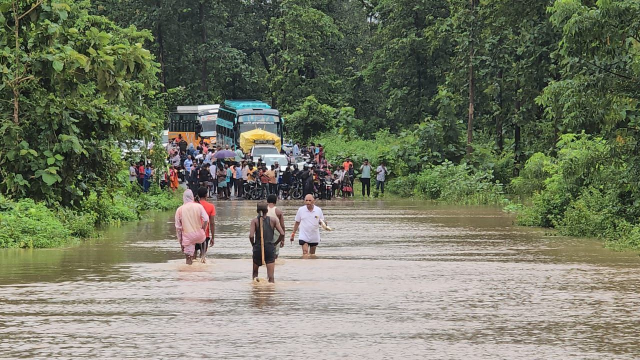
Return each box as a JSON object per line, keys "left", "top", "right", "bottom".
{"left": 266, "top": 194, "right": 285, "bottom": 259}
{"left": 290, "top": 194, "right": 326, "bottom": 257}
{"left": 175, "top": 189, "right": 209, "bottom": 265}
{"left": 249, "top": 202, "right": 285, "bottom": 283}
{"left": 194, "top": 187, "right": 216, "bottom": 263}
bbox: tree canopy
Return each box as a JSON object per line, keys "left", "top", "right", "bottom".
{"left": 3, "top": 0, "right": 640, "bottom": 210}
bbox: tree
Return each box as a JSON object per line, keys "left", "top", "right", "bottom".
{"left": 365, "top": 0, "right": 452, "bottom": 132}
{"left": 0, "top": 0, "right": 162, "bottom": 205}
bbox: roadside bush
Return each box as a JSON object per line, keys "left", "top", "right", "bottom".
{"left": 557, "top": 188, "right": 617, "bottom": 238}
{"left": 82, "top": 191, "right": 139, "bottom": 226}
{"left": 468, "top": 135, "right": 515, "bottom": 186}
{"left": 604, "top": 220, "right": 640, "bottom": 250}
{"left": 515, "top": 134, "right": 618, "bottom": 228}
{"left": 0, "top": 199, "right": 74, "bottom": 248}
{"left": 136, "top": 184, "right": 182, "bottom": 211}
{"left": 386, "top": 174, "right": 418, "bottom": 197}
{"left": 516, "top": 173, "right": 571, "bottom": 227}
{"left": 56, "top": 208, "right": 98, "bottom": 238}
{"left": 510, "top": 152, "right": 554, "bottom": 197}
{"left": 389, "top": 161, "right": 505, "bottom": 205}
{"left": 555, "top": 187, "right": 640, "bottom": 250}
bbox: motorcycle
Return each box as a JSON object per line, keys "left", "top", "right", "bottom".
{"left": 323, "top": 176, "right": 332, "bottom": 200}
{"left": 290, "top": 178, "right": 304, "bottom": 200}
{"left": 280, "top": 183, "right": 291, "bottom": 200}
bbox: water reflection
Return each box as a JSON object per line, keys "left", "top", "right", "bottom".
{"left": 1, "top": 200, "right": 639, "bottom": 358}
{"left": 251, "top": 282, "right": 277, "bottom": 309}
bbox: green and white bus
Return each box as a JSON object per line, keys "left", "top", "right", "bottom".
{"left": 216, "top": 100, "right": 283, "bottom": 150}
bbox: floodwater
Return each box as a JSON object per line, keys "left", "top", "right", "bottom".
{"left": 1, "top": 199, "right": 639, "bottom": 359}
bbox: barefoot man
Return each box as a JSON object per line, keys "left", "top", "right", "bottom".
{"left": 267, "top": 194, "right": 285, "bottom": 259}
{"left": 290, "top": 194, "right": 326, "bottom": 257}
{"left": 250, "top": 203, "right": 285, "bottom": 283}
{"left": 175, "top": 189, "right": 209, "bottom": 265}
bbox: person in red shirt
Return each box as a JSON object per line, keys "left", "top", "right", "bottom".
{"left": 137, "top": 161, "right": 145, "bottom": 188}
{"left": 195, "top": 187, "right": 216, "bottom": 262}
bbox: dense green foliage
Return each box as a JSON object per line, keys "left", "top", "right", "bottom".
{"left": 0, "top": 183, "right": 181, "bottom": 248}
{"left": 0, "top": 0, "right": 163, "bottom": 206}
{"left": 3, "top": 0, "right": 640, "bottom": 249}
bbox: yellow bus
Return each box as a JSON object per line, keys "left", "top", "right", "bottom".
{"left": 168, "top": 105, "right": 219, "bottom": 147}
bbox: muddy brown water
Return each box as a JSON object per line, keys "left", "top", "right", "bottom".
{"left": 1, "top": 199, "right": 639, "bottom": 359}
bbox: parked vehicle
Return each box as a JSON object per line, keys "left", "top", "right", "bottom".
{"left": 251, "top": 144, "right": 280, "bottom": 162}
{"left": 262, "top": 154, "right": 288, "bottom": 172}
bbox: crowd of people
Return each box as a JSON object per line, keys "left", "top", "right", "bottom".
{"left": 168, "top": 138, "right": 395, "bottom": 282}
{"left": 127, "top": 135, "right": 390, "bottom": 201}
{"left": 163, "top": 136, "right": 390, "bottom": 200}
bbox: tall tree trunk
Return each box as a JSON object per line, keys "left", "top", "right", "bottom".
{"left": 199, "top": 1, "right": 207, "bottom": 92}
{"left": 10, "top": 0, "right": 42, "bottom": 124}
{"left": 514, "top": 81, "right": 521, "bottom": 177}
{"left": 12, "top": 0, "right": 20, "bottom": 124}
{"left": 466, "top": 0, "right": 476, "bottom": 156}
{"left": 496, "top": 69, "right": 503, "bottom": 152}
{"left": 157, "top": 22, "right": 167, "bottom": 91}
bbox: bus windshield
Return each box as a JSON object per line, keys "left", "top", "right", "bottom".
{"left": 201, "top": 120, "right": 217, "bottom": 132}
{"left": 239, "top": 122, "right": 279, "bottom": 135}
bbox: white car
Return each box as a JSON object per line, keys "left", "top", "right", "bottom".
{"left": 294, "top": 155, "right": 310, "bottom": 170}
{"left": 251, "top": 144, "right": 280, "bottom": 162}
{"left": 262, "top": 154, "right": 289, "bottom": 172}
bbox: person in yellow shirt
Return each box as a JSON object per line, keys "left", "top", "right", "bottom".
{"left": 247, "top": 164, "right": 257, "bottom": 182}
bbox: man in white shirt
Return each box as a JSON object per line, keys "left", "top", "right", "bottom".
{"left": 129, "top": 162, "right": 137, "bottom": 183}
{"left": 333, "top": 166, "right": 344, "bottom": 198}
{"left": 290, "top": 194, "right": 326, "bottom": 257}
{"left": 209, "top": 162, "right": 218, "bottom": 195}
{"left": 375, "top": 161, "right": 388, "bottom": 195}
{"left": 204, "top": 150, "right": 213, "bottom": 164}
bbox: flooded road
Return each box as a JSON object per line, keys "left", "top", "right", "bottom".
{"left": 1, "top": 199, "right": 639, "bottom": 359}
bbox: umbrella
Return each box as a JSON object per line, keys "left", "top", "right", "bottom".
{"left": 213, "top": 150, "right": 236, "bottom": 159}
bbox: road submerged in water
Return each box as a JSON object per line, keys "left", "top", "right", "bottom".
{"left": 1, "top": 199, "right": 639, "bottom": 359}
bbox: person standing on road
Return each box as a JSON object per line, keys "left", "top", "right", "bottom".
{"left": 216, "top": 162, "right": 228, "bottom": 200}
{"left": 333, "top": 166, "right": 344, "bottom": 198}
{"left": 175, "top": 189, "right": 209, "bottom": 265}
{"left": 375, "top": 161, "right": 388, "bottom": 195}
{"left": 129, "top": 162, "right": 137, "bottom": 183}
{"left": 169, "top": 165, "right": 179, "bottom": 191}
{"left": 290, "top": 194, "right": 326, "bottom": 257}
{"left": 360, "top": 159, "right": 372, "bottom": 197}
{"left": 235, "top": 147, "right": 244, "bottom": 162}
{"left": 235, "top": 162, "right": 243, "bottom": 198}
{"left": 226, "top": 163, "right": 234, "bottom": 198}
{"left": 250, "top": 202, "right": 285, "bottom": 283}
{"left": 143, "top": 164, "right": 153, "bottom": 192}
{"left": 266, "top": 165, "right": 277, "bottom": 195}
{"left": 184, "top": 155, "right": 193, "bottom": 173}
{"left": 137, "top": 161, "right": 145, "bottom": 188}
{"left": 266, "top": 194, "right": 285, "bottom": 259}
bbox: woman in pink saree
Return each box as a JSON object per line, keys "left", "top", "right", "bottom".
{"left": 175, "top": 189, "right": 209, "bottom": 264}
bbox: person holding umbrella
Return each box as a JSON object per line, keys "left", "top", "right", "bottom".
{"left": 213, "top": 149, "right": 237, "bottom": 160}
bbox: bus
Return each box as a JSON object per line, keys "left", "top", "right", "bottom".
{"left": 168, "top": 104, "right": 219, "bottom": 146}
{"left": 216, "top": 100, "right": 283, "bottom": 151}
